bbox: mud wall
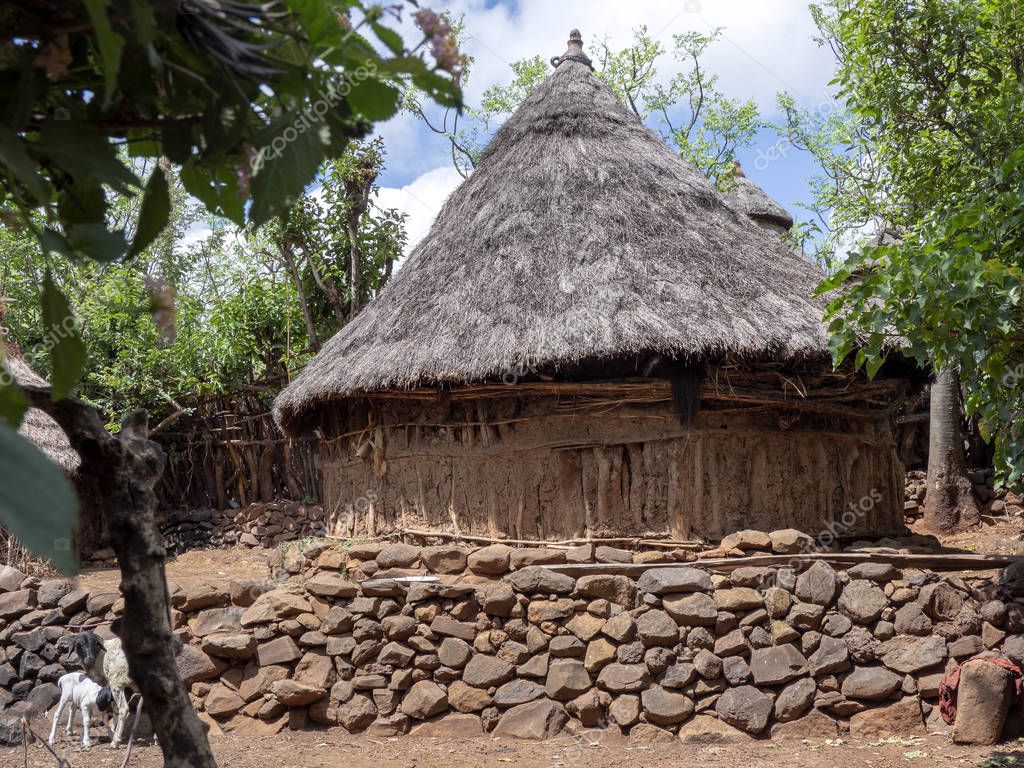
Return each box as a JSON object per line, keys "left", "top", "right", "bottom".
{"left": 320, "top": 394, "right": 905, "bottom": 541}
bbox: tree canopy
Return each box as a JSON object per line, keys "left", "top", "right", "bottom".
{"left": 787, "top": 0, "right": 1024, "bottom": 486}
{"left": 0, "top": 0, "right": 462, "bottom": 573}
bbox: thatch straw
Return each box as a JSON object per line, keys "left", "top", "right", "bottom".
{"left": 5, "top": 353, "right": 81, "bottom": 474}
{"left": 275, "top": 38, "right": 829, "bottom": 435}
{"left": 726, "top": 174, "right": 794, "bottom": 233}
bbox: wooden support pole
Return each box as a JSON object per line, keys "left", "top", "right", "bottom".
{"left": 542, "top": 551, "right": 1019, "bottom": 577}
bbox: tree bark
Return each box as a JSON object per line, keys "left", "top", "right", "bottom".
{"left": 278, "top": 241, "right": 321, "bottom": 353}
{"left": 922, "top": 366, "right": 980, "bottom": 532}
{"left": 25, "top": 390, "right": 218, "bottom": 768}
{"left": 344, "top": 158, "right": 377, "bottom": 320}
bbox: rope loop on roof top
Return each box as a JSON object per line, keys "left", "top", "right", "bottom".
{"left": 550, "top": 52, "right": 594, "bottom": 70}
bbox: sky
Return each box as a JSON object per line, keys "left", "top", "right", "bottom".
{"left": 366, "top": 0, "right": 840, "bottom": 254}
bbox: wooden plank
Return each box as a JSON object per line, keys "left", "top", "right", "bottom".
{"left": 541, "top": 551, "right": 1020, "bottom": 577}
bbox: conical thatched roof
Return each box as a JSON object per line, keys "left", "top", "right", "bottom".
{"left": 275, "top": 32, "right": 829, "bottom": 434}
{"left": 725, "top": 169, "right": 794, "bottom": 233}
{"left": 5, "top": 352, "right": 81, "bottom": 474}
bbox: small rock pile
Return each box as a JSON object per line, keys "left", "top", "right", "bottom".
{"left": 158, "top": 502, "right": 326, "bottom": 557}
{"left": 904, "top": 469, "right": 1022, "bottom": 525}
{"left": 4, "top": 536, "right": 1024, "bottom": 745}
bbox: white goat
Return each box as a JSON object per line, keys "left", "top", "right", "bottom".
{"left": 102, "top": 636, "right": 132, "bottom": 748}
{"left": 66, "top": 630, "right": 134, "bottom": 747}
{"left": 49, "top": 672, "right": 113, "bottom": 748}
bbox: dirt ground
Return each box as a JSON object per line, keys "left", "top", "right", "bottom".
{"left": 69, "top": 511, "right": 1024, "bottom": 596}
{"left": 4, "top": 728, "right": 1023, "bottom": 768}
{"left": 916, "top": 517, "right": 1024, "bottom": 557}
{"left": 77, "top": 547, "right": 274, "bottom": 592}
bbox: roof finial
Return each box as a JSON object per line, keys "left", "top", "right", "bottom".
{"left": 551, "top": 28, "right": 593, "bottom": 70}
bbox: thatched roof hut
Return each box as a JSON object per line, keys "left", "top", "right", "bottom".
{"left": 275, "top": 31, "right": 908, "bottom": 543}
{"left": 725, "top": 165, "right": 795, "bottom": 235}
{"left": 6, "top": 353, "right": 81, "bottom": 474}
{"left": 2, "top": 335, "right": 105, "bottom": 554}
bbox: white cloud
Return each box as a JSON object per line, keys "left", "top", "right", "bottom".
{"left": 375, "top": 165, "right": 464, "bottom": 256}
{"left": 407, "top": 0, "right": 835, "bottom": 111}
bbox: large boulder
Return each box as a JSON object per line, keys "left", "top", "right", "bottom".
{"left": 467, "top": 544, "right": 512, "bottom": 575}
{"left": 919, "top": 582, "right": 964, "bottom": 622}
{"left": 256, "top": 636, "right": 302, "bottom": 666}
{"left": 241, "top": 590, "right": 310, "bottom": 626}
{"left": 494, "top": 679, "right": 547, "bottom": 707}
{"left": 304, "top": 573, "right": 358, "bottom": 598}
{"left": 401, "top": 681, "right": 449, "bottom": 719}
{"left": 808, "top": 635, "right": 850, "bottom": 676}
{"left": 271, "top": 679, "right": 327, "bottom": 706}
{"left": 421, "top": 545, "right": 469, "bottom": 574}
{"left": 716, "top": 685, "right": 773, "bottom": 734}
{"left": 205, "top": 684, "right": 245, "bottom": 717}
{"left": 597, "top": 663, "right": 650, "bottom": 693}
{"left": 0, "top": 588, "right": 35, "bottom": 619}
{"left": 663, "top": 592, "right": 718, "bottom": 626}
{"left": 575, "top": 574, "right": 636, "bottom": 606}
{"left": 509, "top": 567, "right": 575, "bottom": 595}
{"left": 880, "top": 635, "right": 947, "bottom": 674}
{"left": 774, "top": 678, "right": 816, "bottom": 722}
{"left": 768, "top": 529, "right": 812, "bottom": 555}
{"left": 749, "top": 644, "right": 807, "bottom": 685}
{"left": 678, "top": 714, "right": 752, "bottom": 743}
{"left": 492, "top": 700, "right": 569, "bottom": 739}
{"left": 953, "top": 659, "right": 1015, "bottom": 744}
{"left": 462, "top": 654, "right": 514, "bottom": 688}
{"left": 175, "top": 645, "right": 221, "bottom": 685}
{"left": 448, "top": 680, "right": 493, "bottom": 713}
{"left": 720, "top": 530, "right": 772, "bottom": 551}
{"left": 635, "top": 609, "right": 678, "bottom": 647}
{"left": 201, "top": 632, "right": 256, "bottom": 659}
{"left": 636, "top": 568, "right": 712, "bottom": 595}
{"left": 545, "top": 659, "right": 592, "bottom": 701}
{"left": 376, "top": 543, "right": 420, "bottom": 569}
{"left": 641, "top": 686, "right": 694, "bottom": 725}
{"left": 838, "top": 580, "right": 888, "bottom": 625}
{"left": 849, "top": 698, "right": 925, "bottom": 740}
{"left": 841, "top": 666, "right": 902, "bottom": 701}
{"left": 795, "top": 562, "right": 839, "bottom": 606}
{"left": 713, "top": 588, "right": 764, "bottom": 612}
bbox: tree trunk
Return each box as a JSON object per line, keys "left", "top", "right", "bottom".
{"left": 922, "top": 366, "right": 980, "bottom": 532}
{"left": 278, "top": 242, "right": 321, "bottom": 353}
{"left": 26, "top": 392, "right": 218, "bottom": 768}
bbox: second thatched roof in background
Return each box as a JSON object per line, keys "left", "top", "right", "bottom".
{"left": 5, "top": 353, "right": 81, "bottom": 474}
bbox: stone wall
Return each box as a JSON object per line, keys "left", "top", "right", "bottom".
{"left": 904, "top": 469, "right": 1023, "bottom": 525}
{"left": 2, "top": 537, "right": 1023, "bottom": 745}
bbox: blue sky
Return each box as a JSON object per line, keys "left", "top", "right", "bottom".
{"left": 364, "top": 0, "right": 839, "bottom": 253}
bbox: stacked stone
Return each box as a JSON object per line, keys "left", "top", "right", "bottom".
{"left": 5, "top": 540, "right": 1024, "bottom": 745}
{"left": 904, "top": 469, "right": 1021, "bottom": 524}
{"left": 155, "top": 502, "right": 327, "bottom": 558}
{"left": 0, "top": 564, "right": 120, "bottom": 742}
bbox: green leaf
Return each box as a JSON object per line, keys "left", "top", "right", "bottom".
{"left": 65, "top": 222, "right": 127, "bottom": 262}
{"left": 0, "top": 125, "right": 48, "bottom": 203}
{"left": 180, "top": 162, "right": 244, "bottom": 226}
{"left": 57, "top": 178, "right": 107, "bottom": 225}
{"left": 0, "top": 373, "right": 29, "bottom": 429}
{"left": 249, "top": 116, "right": 330, "bottom": 226}
{"left": 83, "top": 0, "right": 125, "bottom": 109}
{"left": 346, "top": 78, "right": 402, "bottom": 122}
{"left": 369, "top": 21, "right": 405, "bottom": 56}
{"left": 40, "top": 274, "right": 86, "bottom": 400}
{"left": 127, "top": 167, "right": 170, "bottom": 258}
{"left": 38, "top": 120, "right": 139, "bottom": 192}
{"left": 0, "top": 423, "right": 79, "bottom": 575}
